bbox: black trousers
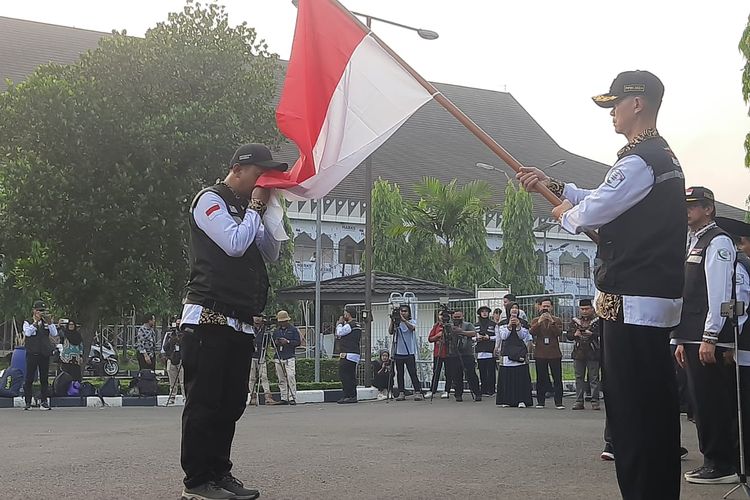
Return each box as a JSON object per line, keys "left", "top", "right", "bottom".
{"left": 603, "top": 319, "right": 680, "bottom": 500}
{"left": 339, "top": 358, "right": 358, "bottom": 399}
{"left": 430, "top": 357, "right": 453, "bottom": 394}
{"left": 740, "top": 365, "right": 750, "bottom": 471}
{"left": 477, "top": 357, "right": 496, "bottom": 395}
{"left": 670, "top": 344, "right": 693, "bottom": 419}
{"left": 137, "top": 352, "right": 156, "bottom": 370}
{"left": 391, "top": 355, "right": 422, "bottom": 396}
{"left": 683, "top": 343, "right": 738, "bottom": 470}
{"left": 24, "top": 353, "right": 50, "bottom": 404}
{"left": 181, "top": 324, "right": 254, "bottom": 489}
{"left": 535, "top": 358, "right": 563, "bottom": 407}
{"left": 449, "top": 355, "right": 481, "bottom": 397}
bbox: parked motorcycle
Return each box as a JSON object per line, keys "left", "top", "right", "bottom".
{"left": 85, "top": 333, "right": 119, "bottom": 376}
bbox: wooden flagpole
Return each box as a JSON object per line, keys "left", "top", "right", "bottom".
{"left": 329, "top": 0, "right": 598, "bottom": 244}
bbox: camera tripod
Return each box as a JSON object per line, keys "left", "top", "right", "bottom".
{"left": 165, "top": 361, "right": 183, "bottom": 407}
{"left": 252, "top": 324, "right": 296, "bottom": 406}
{"left": 724, "top": 296, "right": 750, "bottom": 499}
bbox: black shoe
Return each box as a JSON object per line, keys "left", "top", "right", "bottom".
{"left": 680, "top": 447, "right": 688, "bottom": 460}
{"left": 600, "top": 442, "right": 614, "bottom": 461}
{"left": 23, "top": 403, "right": 31, "bottom": 411}
{"left": 288, "top": 400, "right": 296, "bottom": 406}
{"left": 455, "top": 395, "right": 463, "bottom": 402}
{"left": 214, "top": 474, "right": 260, "bottom": 500}
{"left": 336, "top": 398, "right": 346, "bottom": 404}
{"left": 685, "top": 467, "right": 738, "bottom": 484}
{"left": 278, "top": 400, "right": 289, "bottom": 405}
{"left": 340, "top": 397, "right": 358, "bottom": 404}
{"left": 685, "top": 465, "right": 705, "bottom": 478}
{"left": 39, "top": 401, "right": 51, "bottom": 411}
{"left": 181, "top": 482, "right": 236, "bottom": 500}
{"left": 474, "top": 395, "right": 482, "bottom": 402}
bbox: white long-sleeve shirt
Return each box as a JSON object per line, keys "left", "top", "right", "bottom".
{"left": 335, "top": 322, "right": 360, "bottom": 363}
{"left": 495, "top": 324, "right": 532, "bottom": 367}
{"left": 560, "top": 154, "right": 683, "bottom": 328}
{"left": 23, "top": 321, "right": 58, "bottom": 338}
{"left": 181, "top": 191, "right": 281, "bottom": 333}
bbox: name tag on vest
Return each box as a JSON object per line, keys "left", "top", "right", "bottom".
{"left": 687, "top": 247, "right": 703, "bottom": 264}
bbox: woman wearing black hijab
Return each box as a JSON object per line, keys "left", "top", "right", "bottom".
{"left": 59, "top": 320, "right": 84, "bottom": 381}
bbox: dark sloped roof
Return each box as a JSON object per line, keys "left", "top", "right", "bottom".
{"left": 0, "top": 16, "right": 109, "bottom": 91}
{"left": 0, "top": 16, "right": 746, "bottom": 222}
{"left": 278, "top": 271, "right": 473, "bottom": 302}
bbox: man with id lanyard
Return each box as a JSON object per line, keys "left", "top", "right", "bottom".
{"left": 388, "top": 305, "right": 425, "bottom": 401}
{"left": 336, "top": 306, "right": 362, "bottom": 404}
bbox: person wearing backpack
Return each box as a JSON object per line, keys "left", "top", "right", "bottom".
{"left": 495, "top": 302, "right": 533, "bottom": 408}
{"left": 161, "top": 317, "right": 184, "bottom": 404}
{"left": 22, "top": 300, "right": 59, "bottom": 410}
{"left": 59, "top": 320, "right": 84, "bottom": 381}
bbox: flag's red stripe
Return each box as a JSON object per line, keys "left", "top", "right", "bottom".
{"left": 205, "top": 204, "right": 221, "bottom": 217}
{"left": 258, "top": 0, "right": 366, "bottom": 189}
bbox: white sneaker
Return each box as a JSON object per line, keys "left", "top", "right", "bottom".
{"left": 376, "top": 392, "right": 387, "bottom": 401}
{"left": 499, "top": 404, "right": 510, "bottom": 408}
{"left": 555, "top": 405, "right": 566, "bottom": 410}
{"left": 518, "top": 402, "right": 526, "bottom": 408}
{"left": 535, "top": 405, "right": 545, "bottom": 409}
{"left": 423, "top": 391, "right": 432, "bottom": 399}
{"left": 440, "top": 392, "right": 449, "bottom": 399}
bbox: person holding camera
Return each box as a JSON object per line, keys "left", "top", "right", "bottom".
{"left": 135, "top": 313, "right": 158, "bottom": 370}
{"left": 447, "top": 309, "right": 481, "bottom": 402}
{"left": 475, "top": 306, "right": 497, "bottom": 396}
{"left": 249, "top": 316, "right": 277, "bottom": 406}
{"left": 372, "top": 350, "right": 392, "bottom": 400}
{"left": 495, "top": 302, "right": 533, "bottom": 408}
{"left": 273, "top": 310, "right": 301, "bottom": 405}
{"left": 335, "top": 306, "right": 361, "bottom": 404}
{"left": 428, "top": 310, "right": 453, "bottom": 399}
{"left": 22, "top": 300, "right": 58, "bottom": 410}
{"left": 388, "top": 305, "right": 424, "bottom": 401}
{"left": 530, "top": 297, "right": 565, "bottom": 410}
{"left": 566, "top": 299, "right": 601, "bottom": 410}
{"left": 59, "top": 319, "right": 84, "bottom": 381}
{"left": 161, "top": 317, "right": 184, "bottom": 404}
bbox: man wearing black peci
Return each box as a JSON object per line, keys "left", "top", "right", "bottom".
{"left": 336, "top": 306, "right": 362, "bottom": 404}
{"left": 179, "top": 143, "right": 286, "bottom": 500}
{"left": 519, "top": 70, "right": 686, "bottom": 499}
{"left": 673, "top": 187, "right": 739, "bottom": 485}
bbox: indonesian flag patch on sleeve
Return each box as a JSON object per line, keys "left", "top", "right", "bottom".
{"left": 205, "top": 204, "right": 221, "bottom": 219}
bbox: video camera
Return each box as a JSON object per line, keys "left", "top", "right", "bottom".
{"left": 391, "top": 306, "right": 404, "bottom": 323}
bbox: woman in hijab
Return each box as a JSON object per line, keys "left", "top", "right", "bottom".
{"left": 59, "top": 320, "right": 84, "bottom": 381}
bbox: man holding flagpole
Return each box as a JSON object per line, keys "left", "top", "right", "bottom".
{"left": 519, "top": 71, "right": 686, "bottom": 499}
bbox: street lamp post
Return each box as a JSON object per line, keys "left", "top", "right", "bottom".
{"left": 357, "top": 12, "right": 437, "bottom": 388}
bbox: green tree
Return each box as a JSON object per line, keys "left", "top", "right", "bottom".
{"left": 368, "top": 178, "right": 409, "bottom": 275}
{"left": 497, "top": 181, "right": 543, "bottom": 295}
{"left": 0, "top": 2, "right": 280, "bottom": 347}
{"left": 741, "top": 14, "right": 750, "bottom": 169}
{"left": 398, "top": 178, "right": 497, "bottom": 288}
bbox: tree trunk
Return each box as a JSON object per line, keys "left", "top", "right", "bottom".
{"left": 80, "top": 305, "right": 101, "bottom": 362}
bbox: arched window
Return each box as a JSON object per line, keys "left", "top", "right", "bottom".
{"left": 338, "top": 235, "right": 364, "bottom": 265}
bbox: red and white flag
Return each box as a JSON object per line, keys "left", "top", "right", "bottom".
{"left": 258, "top": 0, "right": 434, "bottom": 225}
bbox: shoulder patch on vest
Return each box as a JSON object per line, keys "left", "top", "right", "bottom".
{"left": 717, "top": 248, "right": 731, "bottom": 261}
{"left": 605, "top": 168, "right": 625, "bottom": 188}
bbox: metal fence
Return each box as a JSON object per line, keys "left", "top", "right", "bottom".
{"left": 344, "top": 293, "right": 580, "bottom": 389}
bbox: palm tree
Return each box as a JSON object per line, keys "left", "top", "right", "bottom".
{"left": 395, "top": 177, "right": 498, "bottom": 287}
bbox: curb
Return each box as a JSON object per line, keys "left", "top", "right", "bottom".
{"left": 1, "top": 387, "right": 380, "bottom": 409}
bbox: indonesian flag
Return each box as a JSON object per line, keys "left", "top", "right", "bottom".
{"left": 258, "top": 0, "right": 434, "bottom": 239}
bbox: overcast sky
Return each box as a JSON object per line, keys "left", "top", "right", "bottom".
{"left": 3, "top": 0, "right": 749, "bottom": 208}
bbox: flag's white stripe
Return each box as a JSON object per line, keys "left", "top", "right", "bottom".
{"left": 288, "top": 34, "right": 433, "bottom": 199}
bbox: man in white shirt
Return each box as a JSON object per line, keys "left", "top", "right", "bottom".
{"left": 674, "top": 188, "right": 740, "bottom": 485}
{"left": 335, "top": 306, "right": 362, "bottom": 404}
{"left": 22, "top": 300, "right": 58, "bottom": 410}
{"left": 518, "top": 70, "right": 685, "bottom": 500}
{"left": 179, "top": 143, "right": 285, "bottom": 500}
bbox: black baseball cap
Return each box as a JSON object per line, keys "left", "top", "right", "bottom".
{"left": 230, "top": 144, "right": 288, "bottom": 171}
{"left": 32, "top": 300, "right": 47, "bottom": 311}
{"left": 592, "top": 70, "right": 664, "bottom": 108}
{"left": 685, "top": 186, "right": 715, "bottom": 204}
{"left": 716, "top": 217, "right": 750, "bottom": 238}
{"left": 345, "top": 306, "right": 358, "bottom": 318}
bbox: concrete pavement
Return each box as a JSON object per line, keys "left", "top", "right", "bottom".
{"left": 0, "top": 397, "right": 727, "bottom": 499}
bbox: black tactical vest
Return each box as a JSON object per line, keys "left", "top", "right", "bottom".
{"left": 184, "top": 183, "right": 269, "bottom": 323}
{"left": 674, "top": 226, "right": 734, "bottom": 343}
{"left": 475, "top": 319, "right": 495, "bottom": 353}
{"left": 594, "top": 136, "right": 686, "bottom": 298}
{"left": 339, "top": 321, "right": 362, "bottom": 354}
{"left": 25, "top": 321, "right": 52, "bottom": 356}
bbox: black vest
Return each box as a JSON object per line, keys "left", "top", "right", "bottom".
{"left": 475, "top": 319, "right": 495, "bottom": 353}
{"left": 736, "top": 254, "right": 750, "bottom": 351}
{"left": 674, "top": 226, "right": 734, "bottom": 343}
{"left": 594, "top": 137, "right": 686, "bottom": 298}
{"left": 339, "top": 320, "right": 362, "bottom": 354}
{"left": 185, "top": 183, "right": 269, "bottom": 322}
{"left": 25, "top": 321, "right": 52, "bottom": 356}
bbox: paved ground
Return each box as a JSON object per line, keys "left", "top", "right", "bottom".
{"left": 0, "top": 397, "right": 728, "bottom": 499}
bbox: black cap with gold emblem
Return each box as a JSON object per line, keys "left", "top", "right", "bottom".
{"left": 685, "top": 186, "right": 715, "bottom": 204}
{"left": 592, "top": 70, "right": 665, "bottom": 108}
